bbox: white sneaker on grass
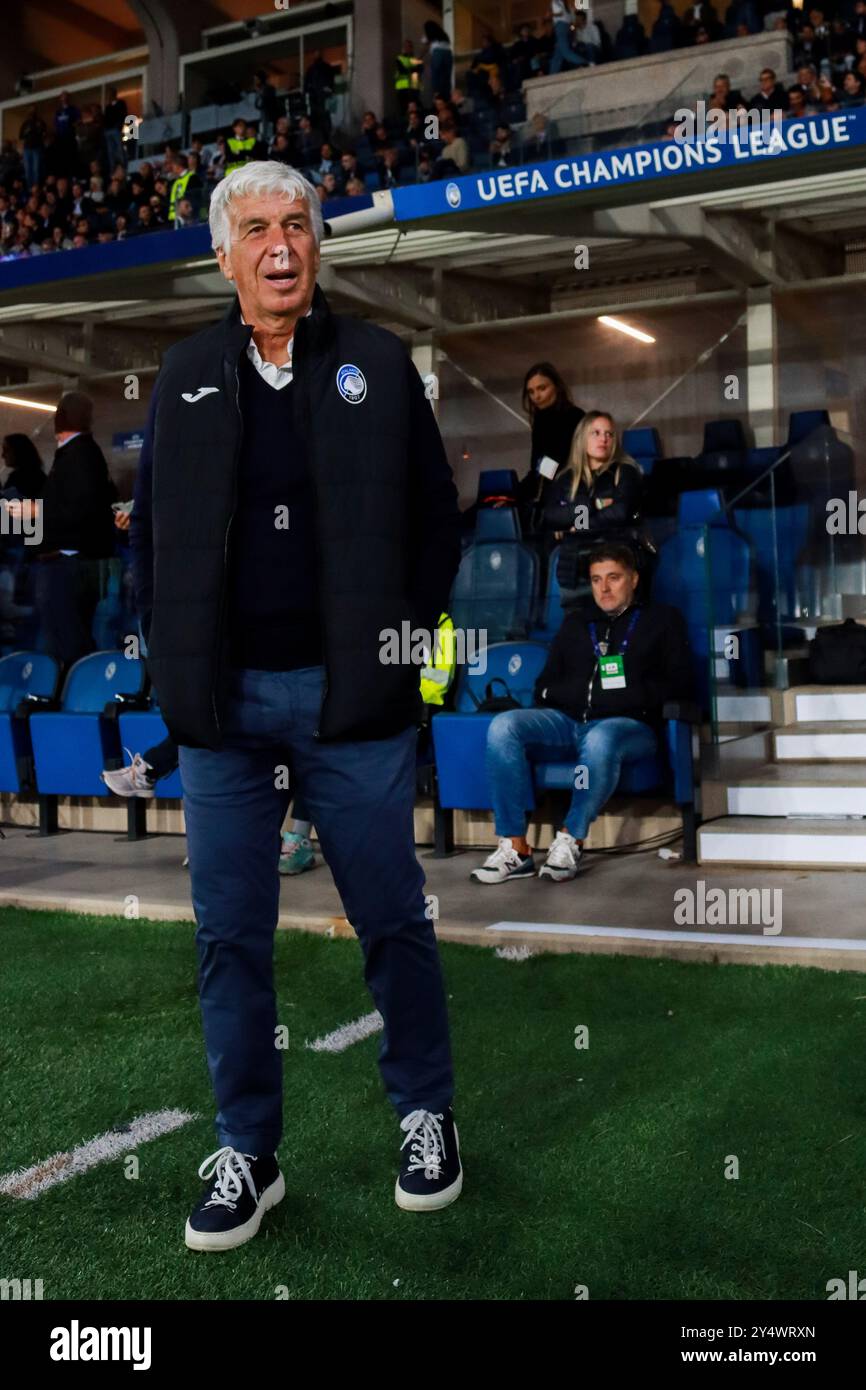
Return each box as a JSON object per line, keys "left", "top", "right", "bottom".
{"left": 538, "top": 830, "right": 582, "bottom": 882}
{"left": 470, "top": 838, "right": 535, "bottom": 885}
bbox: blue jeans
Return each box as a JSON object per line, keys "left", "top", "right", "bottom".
{"left": 23, "top": 148, "right": 42, "bottom": 188}
{"left": 550, "top": 20, "right": 589, "bottom": 72}
{"left": 486, "top": 708, "right": 658, "bottom": 840}
{"left": 179, "top": 665, "right": 453, "bottom": 1152}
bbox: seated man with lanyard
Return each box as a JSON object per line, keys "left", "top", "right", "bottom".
{"left": 471, "top": 543, "right": 693, "bottom": 884}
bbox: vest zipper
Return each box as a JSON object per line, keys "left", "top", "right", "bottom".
{"left": 295, "top": 315, "right": 330, "bottom": 739}
{"left": 213, "top": 357, "right": 242, "bottom": 735}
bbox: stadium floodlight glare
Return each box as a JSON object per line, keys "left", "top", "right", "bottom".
{"left": 0, "top": 394, "right": 56, "bottom": 413}
{"left": 597, "top": 315, "right": 656, "bottom": 345}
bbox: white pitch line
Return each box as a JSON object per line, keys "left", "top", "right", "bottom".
{"left": 0, "top": 1108, "right": 197, "bottom": 1201}
{"left": 305, "top": 1010, "right": 383, "bottom": 1053}
{"left": 487, "top": 922, "right": 866, "bottom": 950}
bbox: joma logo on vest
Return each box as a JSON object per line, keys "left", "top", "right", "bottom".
{"left": 673, "top": 881, "right": 782, "bottom": 934}
{"left": 49, "top": 1321, "right": 152, "bottom": 1371}
{"left": 0, "top": 1277, "right": 43, "bottom": 1299}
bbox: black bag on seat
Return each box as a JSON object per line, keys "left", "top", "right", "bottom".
{"left": 808, "top": 619, "right": 866, "bottom": 684}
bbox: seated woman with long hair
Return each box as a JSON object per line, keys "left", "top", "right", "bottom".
{"left": 543, "top": 410, "right": 644, "bottom": 606}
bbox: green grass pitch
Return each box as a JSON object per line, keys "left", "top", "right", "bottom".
{"left": 2, "top": 904, "right": 865, "bottom": 1301}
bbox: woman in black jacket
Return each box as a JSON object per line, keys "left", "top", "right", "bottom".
{"left": 516, "top": 360, "right": 584, "bottom": 539}
{"left": 543, "top": 410, "right": 643, "bottom": 604}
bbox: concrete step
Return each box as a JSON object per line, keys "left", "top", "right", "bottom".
{"left": 725, "top": 762, "right": 866, "bottom": 816}
{"left": 775, "top": 722, "right": 866, "bottom": 761}
{"left": 699, "top": 816, "right": 866, "bottom": 868}
{"left": 784, "top": 687, "right": 866, "bottom": 724}
{"left": 715, "top": 690, "right": 783, "bottom": 725}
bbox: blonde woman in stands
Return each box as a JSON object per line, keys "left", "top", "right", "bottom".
{"left": 543, "top": 411, "right": 644, "bottom": 606}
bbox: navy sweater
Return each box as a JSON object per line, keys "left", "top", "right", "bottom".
{"left": 226, "top": 354, "right": 323, "bottom": 670}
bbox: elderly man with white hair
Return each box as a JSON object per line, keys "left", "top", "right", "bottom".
{"left": 130, "top": 162, "right": 463, "bottom": 1250}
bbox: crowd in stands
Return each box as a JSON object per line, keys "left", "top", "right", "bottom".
{"left": 2, "top": 3, "right": 865, "bottom": 262}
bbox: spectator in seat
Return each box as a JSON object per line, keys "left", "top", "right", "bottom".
{"left": 226, "top": 118, "right": 256, "bottom": 177}
{"left": 614, "top": 12, "right": 648, "bottom": 59}
{"left": 174, "top": 197, "right": 197, "bottom": 228}
{"left": 572, "top": 6, "right": 603, "bottom": 64}
{"left": 470, "top": 543, "right": 693, "bottom": 884}
{"left": 508, "top": 23, "right": 541, "bottom": 87}
{"left": 337, "top": 150, "right": 360, "bottom": 189}
{"left": 489, "top": 123, "right": 516, "bottom": 167}
{"left": 129, "top": 203, "right": 158, "bottom": 235}
{"left": 709, "top": 73, "right": 744, "bottom": 111}
{"left": 423, "top": 21, "right": 454, "bottom": 99}
{"left": 270, "top": 133, "right": 293, "bottom": 166}
{"left": 793, "top": 63, "right": 821, "bottom": 102}
{"left": 432, "top": 117, "right": 469, "bottom": 175}
{"left": 516, "top": 360, "right": 584, "bottom": 538}
{"left": 681, "top": 3, "right": 723, "bottom": 44}
{"left": 24, "top": 391, "right": 117, "bottom": 668}
{"left": 649, "top": 1, "right": 683, "bottom": 54}
{"left": 817, "top": 74, "right": 841, "bottom": 108}
{"left": 783, "top": 85, "right": 811, "bottom": 116}
{"left": 114, "top": 213, "right": 129, "bottom": 241}
{"left": 293, "top": 115, "right": 324, "bottom": 168}
{"left": 550, "top": 1, "right": 588, "bottom": 72}
{"left": 841, "top": 70, "right": 865, "bottom": 103}
{"left": 315, "top": 142, "right": 340, "bottom": 183}
{"left": 543, "top": 411, "right": 643, "bottom": 607}
{"left": 750, "top": 67, "right": 789, "bottom": 113}
{"left": 344, "top": 176, "right": 367, "bottom": 197}
{"left": 794, "top": 24, "right": 827, "bottom": 69}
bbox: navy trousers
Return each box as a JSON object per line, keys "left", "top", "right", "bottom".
{"left": 179, "top": 664, "right": 454, "bottom": 1153}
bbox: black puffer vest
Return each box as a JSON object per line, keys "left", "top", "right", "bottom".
{"left": 146, "top": 286, "right": 454, "bottom": 748}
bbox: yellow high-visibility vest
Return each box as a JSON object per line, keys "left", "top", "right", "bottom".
{"left": 168, "top": 169, "right": 193, "bottom": 222}
{"left": 394, "top": 53, "right": 422, "bottom": 92}
{"left": 420, "top": 613, "right": 456, "bottom": 706}
{"left": 226, "top": 134, "right": 256, "bottom": 175}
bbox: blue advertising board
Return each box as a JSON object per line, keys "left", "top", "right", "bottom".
{"left": 391, "top": 108, "right": 866, "bottom": 223}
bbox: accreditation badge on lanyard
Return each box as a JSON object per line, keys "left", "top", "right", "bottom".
{"left": 589, "top": 609, "right": 640, "bottom": 691}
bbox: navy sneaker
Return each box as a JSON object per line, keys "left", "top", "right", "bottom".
{"left": 395, "top": 1107, "right": 463, "bottom": 1212}
{"left": 185, "top": 1145, "right": 284, "bottom": 1251}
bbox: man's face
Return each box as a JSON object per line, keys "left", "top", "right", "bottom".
{"left": 760, "top": 71, "right": 774, "bottom": 92}
{"left": 712, "top": 77, "right": 728, "bottom": 100}
{"left": 216, "top": 192, "right": 320, "bottom": 323}
{"left": 589, "top": 560, "right": 639, "bottom": 613}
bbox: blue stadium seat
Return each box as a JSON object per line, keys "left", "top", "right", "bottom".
{"left": 475, "top": 506, "right": 521, "bottom": 541}
{"left": 449, "top": 541, "right": 538, "bottom": 643}
{"left": 30, "top": 650, "right": 146, "bottom": 833}
{"left": 677, "top": 489, "right": 726, "bottom": 525}
{"left": 702, "top": 420, "right": 747, "bottom": 453}
{"left": 530, "top": 545, "right": 565, "bottom": 641}
{"left": 653, "top": 526, "right": 757, "bottom": 702}
{"left": 622, "top": 427, "right": 662, "bottom": 478}
{"left": 0, "top": 652, "right": 61, "bottom": 796}
{"left": 476, "top": 469, "right": 518, "bottom": 503}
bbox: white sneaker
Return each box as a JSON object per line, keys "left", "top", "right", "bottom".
{"left": 100, "top": 750, "right": 155, "bottom": 798}
{"left": 538, "top": 830, "right": 582, "bottom": 882}
{"left": 470, "top": 837, "right": 535, "bottom": 885}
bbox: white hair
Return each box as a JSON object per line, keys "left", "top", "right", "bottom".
{"left": 208, "top": 160, "right": 324, "bottom": 252}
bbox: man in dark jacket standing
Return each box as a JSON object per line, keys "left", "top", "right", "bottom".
{"left": 30, "top": 392, "right": 116, "bottom": 668}
{"left": 130, "top": 162, "right": 463, "bottom": 1251}
{"left": 472, "top": 544, "right": 693, "bottom": 884}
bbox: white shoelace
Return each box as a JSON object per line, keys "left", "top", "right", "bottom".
{"left": 400, "top": 1110, "right": 446, "bottom": 1181}
{"left": 485, "top": 837, "right": 523, "bottom": 870}
{"left": 197, "top": 1146, "right": 258, "bottom": 1212}
{"left": 546, "top": 832, "right": 579, "bottom": 869}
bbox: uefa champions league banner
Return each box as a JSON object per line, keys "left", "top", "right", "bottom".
{"left": 391, "top": 107, "right": 866, "bottom": 222}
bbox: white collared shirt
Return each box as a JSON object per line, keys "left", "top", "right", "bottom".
{"left": 242, "top": 306, "right": 313, "bottom": 391}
